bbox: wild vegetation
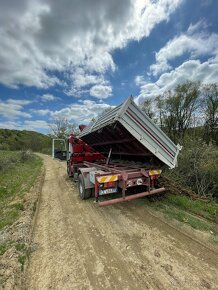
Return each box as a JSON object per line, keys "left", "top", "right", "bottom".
{"left": 146, "top": 195, "right": 218, "bottom": 243}
{"left": 142, "top": 81, "right": 218, "bottom": 236}
{"left": 48, "top": 116, "right": 79, "bottom": 139}
{"left": 0, "top": 129, "right": 52, "bottom": 154}
{"left": 141, "top": 81, "right": 218, "bottom": 199}
{"left": 0, "top": 151, "right": 42, "bottom": 254}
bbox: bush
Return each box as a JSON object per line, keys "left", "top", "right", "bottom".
{"left": 19, "top": 150, "right": 33, "bottom": 162}
{"left": 165, "top": 137, "right": 218, "bottom": 198}
{"left": 0, "top": 152, "right": 20, "bottom": 172}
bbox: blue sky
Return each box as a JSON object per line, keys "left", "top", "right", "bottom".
{"left": 0, "top": 0, "right": 217, "bottom": 134}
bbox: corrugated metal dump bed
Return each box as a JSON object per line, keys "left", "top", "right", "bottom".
{"left": 79, "top": 97, "right": 181, "bottom": 169}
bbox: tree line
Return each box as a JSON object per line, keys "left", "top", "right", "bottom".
{"left": 141, "top": 81, "right": 218, "bottom": 145}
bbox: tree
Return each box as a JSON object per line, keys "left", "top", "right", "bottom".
{"left": 163, "top": 81, "right": 200, "bottom": 143}
{"left": 202, "top": 83, "right": 218, "bottom": 144}
{"left": 141, "top": 98, "right": 155, "bottom": 119}
{"left": 155, "top": 95, "right": 165, "bottom": 129}
{"left": 48, "top": 117, "right": 78, "bottom": 139}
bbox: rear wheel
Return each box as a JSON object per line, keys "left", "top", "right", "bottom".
{"left": 78, "top": 174, "right": 92, "bottom": 200}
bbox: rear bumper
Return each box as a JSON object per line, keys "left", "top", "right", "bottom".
{"left": 98, "top": 187, "right": 165, "bottom": 207}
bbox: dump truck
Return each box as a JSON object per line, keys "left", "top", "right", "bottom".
{"left": 67, "top": 96, "right": 182, "bottom": 206}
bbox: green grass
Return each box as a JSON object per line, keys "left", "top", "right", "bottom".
{"left": 18, "top": 254, "right": 27, "bottom": 271}
{"left": 145, "top": 194, "right": 218, "bottom": 243}
{"left": 0, "top": 243, "right": 7, "bottom": 255}
{"left": 16, "top": 242, "right": 28, "bottom": 271}
{"left": 0, "top": 241, "right": 29, "bottom": 271}
{"left": 0, "top": 150, "right": 43, "bottom": 232}
{"left": 162, "top": 194, "right": 218, "bottom": 223}
{"left": 0, "top": 240, "right": 15, "bottom": 255}
{"left": 15, "top": 242, "right": 26, "bottom": 252}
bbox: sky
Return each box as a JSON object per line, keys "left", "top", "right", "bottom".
{"left": 0, "top": 0, "right": 218, "bottom": 134}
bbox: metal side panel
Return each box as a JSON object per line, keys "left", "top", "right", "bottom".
{"left": 79, "top": 98, "right": 133, "bottom": 138}
{"left": 120, "top": 101, "right": 180, "bottom": 168}
{"left": 79, "top": 104, "right": 122, "bottom": 138}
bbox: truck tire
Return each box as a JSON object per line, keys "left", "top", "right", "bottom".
{"left": 78, "top": 174, "right": 92, "bottom": 200}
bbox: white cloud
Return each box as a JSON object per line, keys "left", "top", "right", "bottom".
{"left": 150, "top": 21, "right": 218, "bottom": 76}
{"left": 0, "top": 121, "right": 22, "bottom": 130}
{"left": 0, "top": 99, "right": 32, "bottom": 119}
{"left": 90, "top": 84, "right": 112, "bottom": 99}
{"left": 40, "top": 94, "right": 60, "bottom": 102}
{"left": 52, "top": 99, "right": 114, "bottom": 124}
{"left": 135, "top": 58, "right": 218, "bottom": 104}
{"left": 135, "top": 21, "right": 218, "bottom": 104}
{"left": 0, "top": 0, "right": 182, "bottom": 95}
{"left": 23, "top": 120, "right": 49, "bottom": 130}
{"left": 72, "top": 71, "right": 104, "bottom": 89}
{"left": 66, "top": 68, "right": 112, "bottom": 99}
{"left": 32, "top": 109, "right": 51, "bottom": 116}
{"left": 0, "top": 120, "right": 49, "bottom": 132}
{"left": 0, "top": 98, "right": 116, "bottom": 132}
{"left": 7, "top": 99, "right": 32, "bottom": 106}
{"left": 135, "top": 75, "right": 146, "bottom": 86}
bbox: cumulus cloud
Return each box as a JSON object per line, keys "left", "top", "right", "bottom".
{"left": 32, "top": 109, "right": 51, "bottom": 116}
{"left": 40, "top": 94, "right": 60, "bottom": 102}
{"left": 52, "top": 99, "right": 114, "bottom": 124}
{"left": 0, "top": 0, "right": 182, "bottom": 97}
{"left": 135, "top": 75, "right": 146, "bottom": 86}
{"left": 0, "top": 120, "right": 49, "bottom": 132}
{"left": 150, "top": 21, "right": 218, "bottom": 76}
{"left": 135, "top": 58, "right": 218, "bottom": 104}
{"left": 0, "top": 121, "right": 21, "bottom": 130}
{"left": 134, "top": 20, "right": 218, "bottom": 104}
{"left": 0, "top": 99, "right": 32, "bottom": 119}
{"left": 0, "top": 98, "right": 115, "bottom": 131}
{"left": 23, "top": 120, "right": 50, "bottom": 130}
{"left": 90, "top": 84, "right": 112, "bottom": 99}
{"left": 65, "top": 68, "right": 112, "bottom": 98}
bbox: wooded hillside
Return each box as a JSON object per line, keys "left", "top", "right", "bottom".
{"left": 0, "top": 129, "right": 51, "bottom": 154}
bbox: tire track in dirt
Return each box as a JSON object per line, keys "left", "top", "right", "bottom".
{"left": 26, "top": 155, "right": 218, "bottom": 290}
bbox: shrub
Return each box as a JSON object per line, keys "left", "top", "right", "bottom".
{"left": 19, "top": 150, "right": 33, "bottom": 162}
{"left": 165, "top": 137, "right": 218, "bottom": 198}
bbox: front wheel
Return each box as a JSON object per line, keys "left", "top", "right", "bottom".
{"left": 78, "top": 174, "right": 92, "bottom": 200}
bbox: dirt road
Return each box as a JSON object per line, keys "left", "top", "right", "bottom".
{"left": 26, "top": 155, "right": 218, "bottom": 290}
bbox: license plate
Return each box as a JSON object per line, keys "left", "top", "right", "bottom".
{"left": 99, "top": 188, "right": 117, "bottom": 195}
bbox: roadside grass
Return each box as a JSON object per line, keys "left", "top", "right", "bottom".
{"left": 161, "top": 194, "right": 217, "bottom": 223}
{"left": 16, "top": 242, "right": 29, "bottom": 271}
{"left": 145, "top": 194, "right": 218, "bottom": 243}
{"left": 0, "top": 150, "right": 42, "bottom": 255}
{"left": 0, "top": 241, "right": 13, "bottom": 255}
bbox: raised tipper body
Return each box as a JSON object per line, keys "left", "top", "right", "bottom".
{"left": 67, "top": 96, "right": 181, "bottom": 206}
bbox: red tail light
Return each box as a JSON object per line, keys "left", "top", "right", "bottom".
{"left": 104, "top": 181, "right": 116, "bottom": 188}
